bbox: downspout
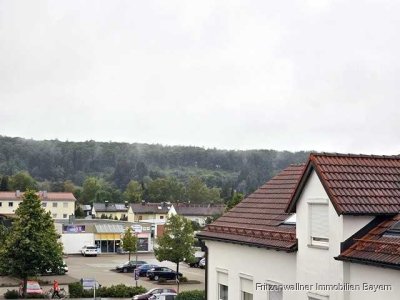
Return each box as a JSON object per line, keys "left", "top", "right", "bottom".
{"left": 204, "top": 244, "right": 208, "bottom": 300}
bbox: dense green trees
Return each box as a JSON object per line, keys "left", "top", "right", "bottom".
{"left": 0, "top": 136, "right": 309, "bottom": 204}
{"left": 0, "top": 191, "right": 64, "bottom": 297}
{"left": 123, "top": 180, "right": 143, "bottom": 203}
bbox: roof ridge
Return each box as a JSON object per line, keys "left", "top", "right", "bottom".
{"left": 310, "top": 152, "right": 400, "bottom": 160}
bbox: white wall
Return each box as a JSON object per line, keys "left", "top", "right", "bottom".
{"left": 348, "top": 263, "right": 400, "bottom": 300}
{"left": 61, "top": 233, "right": 95, "bottom": 254}
{"left": 206, "top": 240, "right": 297, "bottom": 300}
{"left": 295, "top": 170, "right": 379, "bottom": 300}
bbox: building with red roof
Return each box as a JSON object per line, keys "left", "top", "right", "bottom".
{"left": 198, "top": 153, "right": 400, "bottom": 300}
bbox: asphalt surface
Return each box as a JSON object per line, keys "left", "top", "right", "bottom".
{"left": 64, "top": 253, "right": 205, "bottom": 292}
{"left": 0, "top": 253, "right": 204, "bottom": 298}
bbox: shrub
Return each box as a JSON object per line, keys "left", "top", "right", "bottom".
{"left": 176, "top": 290, "right": 205, "bottom": 300}
{"left": 4, "top": 290, "right": 19, "bottom": 299}
{"left": 179, "top": 276, "right": 188, "bottom": 283}
{"left": 68, "top": 282, "right": 146, "bottom": 298}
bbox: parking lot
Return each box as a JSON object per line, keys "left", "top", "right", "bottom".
{"left": 64, "top": 253, "right": 205, "bottom": 292}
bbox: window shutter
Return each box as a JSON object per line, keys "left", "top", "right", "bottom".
{"left": 311, "top": 203, "right": 329, "bottom": 239}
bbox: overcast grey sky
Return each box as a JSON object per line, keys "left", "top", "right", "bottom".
{"left": 0, "top": 0, "right": 399, "bottom": 154}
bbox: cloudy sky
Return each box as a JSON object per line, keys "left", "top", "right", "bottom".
{"left": 0, "top": 0, "right": 399, "bottom": 154}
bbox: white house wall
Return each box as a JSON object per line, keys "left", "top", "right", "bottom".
{"left": 295, "top": 170, "right": 392, "bottom": 300}
{"left": 61, "top": 233, "right": 95, "bottom": 254}
{"left": 205, "top": 240, "right": 297, "bottom": 300}
{"left": 348, "top": 263, "right": 400, "bottom": 299}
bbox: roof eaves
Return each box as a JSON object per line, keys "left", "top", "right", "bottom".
{"left": 196, "top": 232, "right": 298, "bottom": 253}
{"left": 334, "top": 255, "right": 400, "bottom": 271}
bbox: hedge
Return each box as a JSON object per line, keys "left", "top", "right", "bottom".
{"left": 176, "top": 290, "right": 205, "bottom": 300}
{"left": 68, "top": 282, "right": 146, "bottom": 298}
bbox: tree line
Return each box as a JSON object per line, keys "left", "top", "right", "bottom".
{"left": 0, "top": 135, "right": 309, "bottom": 204}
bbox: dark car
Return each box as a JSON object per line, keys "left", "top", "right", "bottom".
{"left": 116, "top": 260, "right": 147, "bottom": 273}
{"left": 146, "top": 267, "right": 182, "bottom": 281}
{"left": 136, "top": 264, "right": 159, "bottom": 276}
{"left": 133, "top": 288, "right": 176, "bottom": 300}
{"left": 188, "top": 256, "right": 203, "bottom": 268}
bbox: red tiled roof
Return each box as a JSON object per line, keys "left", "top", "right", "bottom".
{"left": 337, "top": 214, "right": 400, "bottom": 268}
{"left": 197, "top": 164, "right": 305, "bottom": 251}
{"left": 0, "top": 191, "right": 76, "bottom": 201}
{"left": 286, "top": 153, "right": 400, "bottom": 215}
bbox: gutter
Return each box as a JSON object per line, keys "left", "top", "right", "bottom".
{"left": 335, "top": 255, "right": 400, "bottom": 271}
{"left": 196, "top": 233, "right": 297, "bottom": 253}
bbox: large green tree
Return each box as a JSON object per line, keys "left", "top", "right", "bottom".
{"left": 123, "top": 180, "right": 143, "bottom": 203}
{"left": 154, "top": 215, "right": 195, "bottom": 290}
{"left": 147, "top": 177, "right": 185, "bottom": 202}
{"left": 0, "top": 191, "right": 64, "bottom": 297}
{"left": 121, "top": 227, "right": 138, "bottom": 261}
{"left": 186, "top": 177, "right": 222, "bottom": 204}
{"left": 9, "top": 171, "right": 37, "bottom": 191}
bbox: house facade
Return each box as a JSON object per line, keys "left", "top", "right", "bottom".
{"left": 0, "top": 190, "right": 76, "bottom": 220}
{"left": 91, "top": 202, "right": 134, "bottom": 221}
{"left": 130, "top": 202, "right": 176, "bottom": 222}
{"left": 198, "top": 153, "right": 400, "bottom": 300}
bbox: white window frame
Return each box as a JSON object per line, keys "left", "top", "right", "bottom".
{"left": 63, "top": 202, "right": 68, "bottom": 208}
{"left": 308, "top": 199, "right": 329, "bottom": 248}
{"left": 265, "top": 280, "right": 283, "bottom": 300}
{"left": 52, "top": 202, "right": 58, "bottom": 208}
{"left": 42, "top": 202, "right": 47, "bottom": 207}
{"left": 63, "top": 214, "right": 68, "bottom": 219}
{"left": 52, "top": 213, "right": 57, "bottom": 218}
{"left": 217, "top": 268, "right": 228, "bottom": 300}
{"left": 8, "top": 202, "right": 13, "bottom": 207}
{"left": 240, "top": 273, "right": 253, "bottom": 300}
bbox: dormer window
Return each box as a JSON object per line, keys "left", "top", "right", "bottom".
{"left": 283, "top": 214, "right": 296, "bottom": 225}
{"left": 309, "top": 201, "right": 329, "bottom": 248}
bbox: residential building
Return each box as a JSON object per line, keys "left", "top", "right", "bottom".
{"left": 198, "top": 153, "right": 400, "bottom": 300}
{"left": 91, "top": 202, "right": 134, "bottom": 221}
{"left": 175, "top": 203, "right": 225, "bottom": 226}
{"left": 0, "top": 190, "right": 76, "bottom": 220}
{"left": 130, "top": 202, "right": 176, "bottom": 222}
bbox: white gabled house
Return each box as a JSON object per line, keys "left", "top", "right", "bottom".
{"left": 198, "top": 153, "right": 400, "bottom": 300}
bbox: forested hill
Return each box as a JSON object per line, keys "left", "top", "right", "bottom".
{"left": 0, "top": 136, "right": 309, "bottom": 201}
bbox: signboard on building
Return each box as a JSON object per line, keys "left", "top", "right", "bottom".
{"left": 63, "top": 225, "right": 86, "bottom": 233}
{"left": 132, "top": 224, "right": 142, "bottom": 233}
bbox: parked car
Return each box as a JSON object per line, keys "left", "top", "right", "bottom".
{"left": 135, "top": 264, "right": 159, "bottom": 276}
{"left": 188, "top": 256, "right": 203, "bottom": 268}
{"left": 81, "top": 245, "right": 98, "bottom": 257}
{"left": 116, "top": 260, "right": 147, "bottom": 273}
{"left": 199, "top": 257, "right": 206, "bottom": 269}
{"left": 146, "top": 267, "right": 182, "bottom": 281}
{"left": 149, "top": 292, "right": 177, "bottom": 300}
{"left": 44, "top": 261, "right": 68, "bottom": 275}
{"left": 19, "top": 281, "right": 43, "bottom": 297}
{"left": 133, "top": 288, "right": 176, "bottom": 300}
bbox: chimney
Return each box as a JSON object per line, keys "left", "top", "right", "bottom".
{"left": 15, "top": 190, "right": 20, "bottom": 197}
{"left": 124, "top": 201, "right": 128, "bottom": 208}
{"left": 105, "top": 200, "right": 109, "bottom": 208}
{"left": 43, "top": 190, "right": 48, "bottom": 198}
{"left": 141, "top": 200, "right": 146, "bottom": 206}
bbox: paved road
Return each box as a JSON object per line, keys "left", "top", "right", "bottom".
{"left": 65, "top": 253, "right": 205, "bottom": 292}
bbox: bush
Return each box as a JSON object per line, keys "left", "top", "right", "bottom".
{"left": 68, "top": 282, "right": 146, "bottom": 298}
{"left": 4, "top": 290, "right": 19, "bottom": 299}
{"left": 179, "top": 276, "right": 188, "bottom": 283}
{"left": 176, "top": 290, "right": 205, "bottom": 300}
